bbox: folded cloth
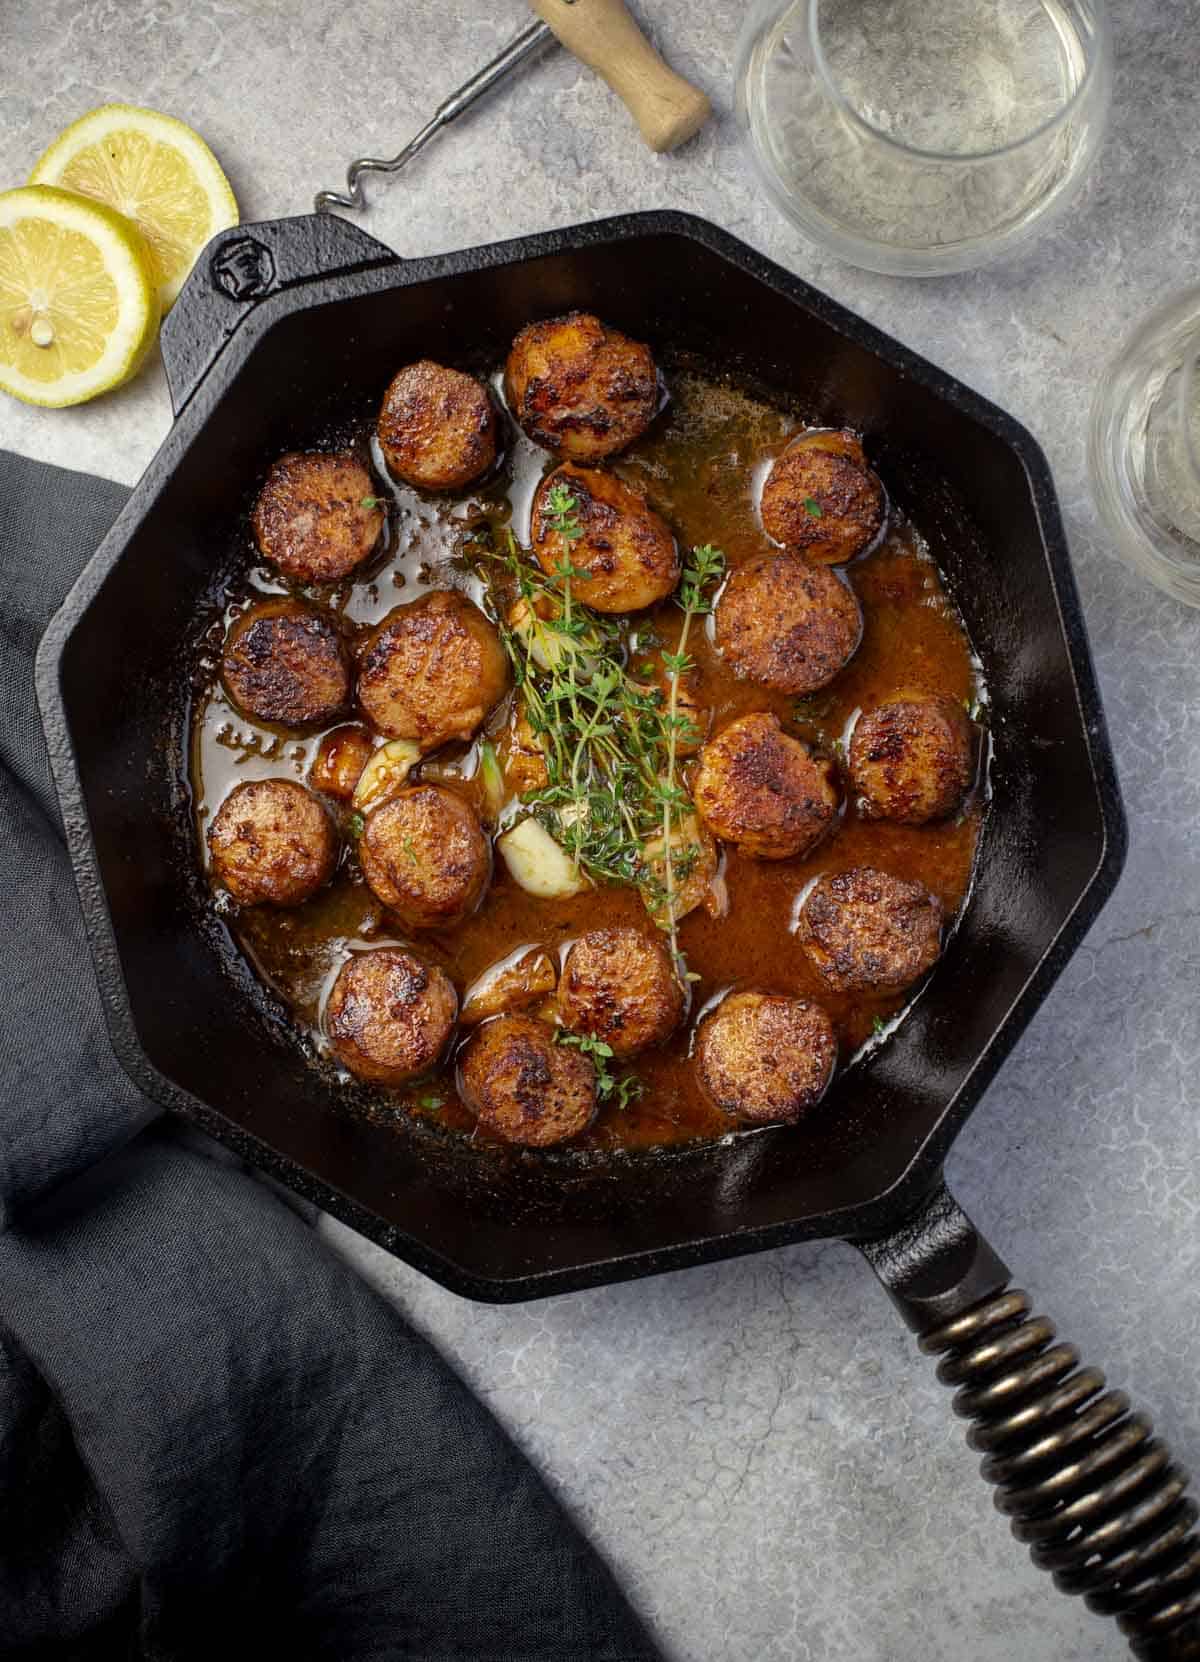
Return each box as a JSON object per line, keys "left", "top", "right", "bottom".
{"left": 0, "top": 450, "right": 660, "bottom": 1662}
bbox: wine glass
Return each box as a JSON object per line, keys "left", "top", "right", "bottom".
{"left": 735, "top": 0, "right": 1113, "bottom": 276}
{"left": 1090, "top": 285, "right": 1200, "bottom": 608}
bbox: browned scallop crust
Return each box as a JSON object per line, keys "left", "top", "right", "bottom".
{"left": 378, "top": 360, "right": 498, "bottom": 491}
{"left": 692, "top": 712, "right": 840, "bottom": 861}
{"left": 207, "top": 779, "right": 336, "bottom": 907}
{"left": 848, "top": 697, "right": 974, "bottom": 825}
{"left": 504, "top": 311, "right": 659, "bottom": 461}
{"left": 221, "top": 599, "right": 349, "bottom": 728}
{"left": 326, "top": 948, "right": 457, "bottom": 1086}
{"left": 310, "top": 724, "right": 374, "bottom": 800}
{"left": 696, "top": 992, "right": 837, "bottom": 1126}
{"left": 251, "top": 452, "right": 384, "bottom": 584}
{"left": 531, "top": 463, "right": 680, "bottom": 614}
{"left": 358, "top": 785, "right": 491, "bottom": 931}
{"left": 357, "top": 589, "right": 509, "bottom": 749}
{"left": 796, "top": 867, "right": 944, "bottom": 993}
{"left": 458, "top": 1014, "right": 597, "bottom": 1147}
{"left": 557, "top": 927, "right": 685, "bottom": 1058}
{"left": 715, "top": 554, "right": 862, "bottom": 695}
{"left": 760, "top": 430, "right": 885, "bottom": 564}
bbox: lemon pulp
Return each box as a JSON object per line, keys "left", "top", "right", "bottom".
{"left": 30, "top": 105, "right": 238, "bottom": 309}
{"left": 0, "top": 185, "right": 158, "bottom": 407}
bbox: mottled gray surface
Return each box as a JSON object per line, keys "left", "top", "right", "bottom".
{"left": 3, "top": 3, "right": 1198, "bottom": 1658}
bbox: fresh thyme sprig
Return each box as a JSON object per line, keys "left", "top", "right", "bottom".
{"left": 543, "top": 481, "right": 584, "bottom": 547}
{"left": 555, "top": 1029, "right": 643, "bottom": 1111}
{"left": 656, "top": 542, "right": 725, "bottom": 959}
{"left": 470, "top": 524, "right": 725, "bottom": 969}
{"left": 480, "top": 529, "right": 662, "bottom": 884}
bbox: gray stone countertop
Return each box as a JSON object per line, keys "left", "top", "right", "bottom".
{"left": 4, "top": 3, "right": 1198, "bottom": 1657}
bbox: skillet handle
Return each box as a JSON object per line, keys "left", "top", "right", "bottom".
{"left": 856, "top": 1182, "right": 1200, "bottom": 1658}
{"left": 160, "top": 215, "right": 400, "bottom": 418}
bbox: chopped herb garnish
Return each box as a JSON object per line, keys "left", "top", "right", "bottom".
{"left": 418, "top": 1093, "right": 445, "bottom": 1109}
{"left": 361, "top": 495, "right": 384, "bottom": 510}
{"left": 348, "top": 812, "right": 365, "bottom": 838}
{"left": 402, "top": 836, "right": 418, "bottom": 863}
{"left": 791, "top": 691, "right": 834, "bottom": 723}
{"left": 803, "top": 496, "right": 824, "bottom": 518}
{"left": 556, "top": 1030, "right": 643, "bottom": 1111}
{"left": 872, "top": 1015, "right": 887, "bottom": 1035}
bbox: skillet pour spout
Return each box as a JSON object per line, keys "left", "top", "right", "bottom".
{"left": 859, "top": 1185, "right": 1200, "bottom": 1657}
{"left": 37, "top": 209, "right": 1195, "bottom": 1654}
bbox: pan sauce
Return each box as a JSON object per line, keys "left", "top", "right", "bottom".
{"left": 191, "top": 368, "right": 987, "bottom": 1151}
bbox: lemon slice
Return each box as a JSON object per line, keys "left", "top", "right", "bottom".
{"left": 0, "top": 185, "right": 158, "bottom": 408}
{"left": 30, "top": 104, "right": 238, "bottom": 311}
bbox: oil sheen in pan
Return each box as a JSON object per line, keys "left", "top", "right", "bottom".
{"left": 189, "top": 366, "right": 991, "bottom": 1155}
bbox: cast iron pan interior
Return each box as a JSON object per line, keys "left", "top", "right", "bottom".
{"left": 37, "top": 215, "right": 1124, "bottom": 1299}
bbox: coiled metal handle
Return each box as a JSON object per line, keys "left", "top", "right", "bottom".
{"left": 314, "top": 22, "right": 553, "bottom": 215}
{"left": 925, "top": 1287, "right": 1200, "bottom": 1657}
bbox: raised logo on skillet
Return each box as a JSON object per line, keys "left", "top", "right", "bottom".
{"left": 210, "top": 236, "right": 277, "bottom": 302}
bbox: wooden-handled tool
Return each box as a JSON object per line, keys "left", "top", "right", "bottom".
{"left": 530, "top": 0, "right": 711, "bottom": 153}
{"left": 315, "top": 4, "right": 710, "bottom": 214}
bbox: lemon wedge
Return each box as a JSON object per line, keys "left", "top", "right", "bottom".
{"left": 0, "top": 185, "right": 159, "bottom": 408}
{"left": 30, "top": 104, "right": 238, "bottom": 311}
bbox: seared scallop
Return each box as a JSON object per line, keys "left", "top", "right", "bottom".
{"left": 378, "top": 360, "right": 498, "bottom": 491}
{"left": 796, "top": 867, "right": 943, "bottom": 994}
{"left": 692, "top": 712, "right": 840, "bottom": 861}
{"left": 251, "top": 452, "right": 384, "bottom": 584}
{"left": 557, "top": 927, "right": 684, "bottom": 1058}
{"left": 530, "top": 463, "right": 679, "bottom": 613}
{"left": 207, "top": 778, "right": 336, "bottom": 907}
{"left": 715, "top": 553, "right": 862, "bottom": 695}
{"left": 357, "top": 589, "right": 509, "bottom": 750}
{"left": 326, "top": 947, "right": 457, "bottom": 1086}
{"left": 848, "top": 697, "right": 975, "bottom": 825}
{"left": 504, "top": 311, "right": 658, "bottom": 461}
{"left": 458, "top": 1014, "right": 596, "bottom": 1147}
{"left": 221, "top": 598, "right": 349, "bottom": 728}
{"left": 358, "top": 784, "right": 490, "bottom": 931}
{"left": 310, "top": 723, "right": 375, "bottom": 801}
{"left": 760, "top": 430, "right": 885, "bottom": 564}
{"left": 696, "top": 992, "right": 837, "bottom": 1126}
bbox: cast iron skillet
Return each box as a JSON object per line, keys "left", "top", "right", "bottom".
{"left": 36, "top": 212, "right": 1200, "bottom": 1657}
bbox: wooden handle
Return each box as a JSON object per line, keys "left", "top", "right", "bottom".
{"left": 530, "top": 0, "right": 711, "bottom": 153}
